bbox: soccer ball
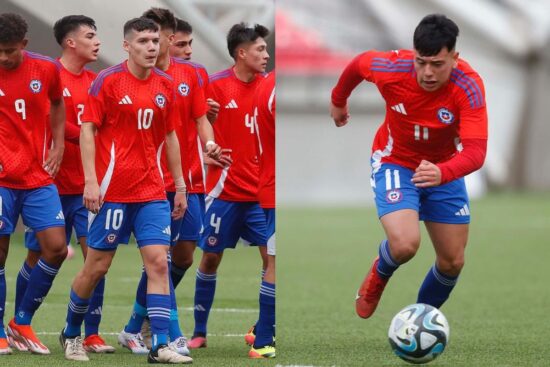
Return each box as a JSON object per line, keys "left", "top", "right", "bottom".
{"left": 388, "top": 303, "right": 449, "bottom": 364}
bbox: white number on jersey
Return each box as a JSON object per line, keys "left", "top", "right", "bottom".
{"left": 76, "top": 104, "right": 85, "bottom": 125}
{"left": 414, "top": 124, "right": 429, "bottom": 141}
{"left": 210, "top": 213, "right": 222, "bottom": 234}
{"left": 137, "top": 108, "right": 154, "bottom": 130}
{"left": 15, "top": 99, "right": 26, "bottom": 120}
{"left": 244, "top": 113, "right": 256, "bottom": 134}
{"left": 105, "top": 208, "right": 124, "bottom": 230}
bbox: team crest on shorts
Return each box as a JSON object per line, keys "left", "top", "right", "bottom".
{"left": 178, "top": 82, "right": 190, "bottom": 96}
{"left": 386, "top": 189, "right": 403, "bottom": 203}
{"left": 29, "top": 79, "right": 42, "bottom": 93}
{"left": 437, "top": 107, "right": 454, "bottom": 124}
{"left": 207, "top": 236, "right": 218, "bottom": 246}
{"left": 106, "top": 233, "right": 117, "bottom": 244}
{"left": 155, "top": 93, "right": 167, "bottom": 108}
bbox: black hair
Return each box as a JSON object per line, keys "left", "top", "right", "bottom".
{"left": 53, "top": 15, "right": 96, "bottom": 45}
{"left": 226, "top": 22, "right": 269, "bottom": 59}
{"left": 142, "top": 8, "right": 176, "bottom": 32}
{"left": 413, "top": 14, "right": 459, "bottom": 56}
{"left": 0, "top": 13, "right": 28, "bottom": 44}
{"left": 175, "top": 18, "right": 192, "bottom": 34}
{"left": 123, "top": 17, "right": 159, "bottom": 37}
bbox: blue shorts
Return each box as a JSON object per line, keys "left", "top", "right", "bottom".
{"left": 264, "top": 208, "right": 275, "bottom": 256}
{"left": 371, "top": 163, "right": 470, "bottom": 224}
{"left": 25, "top": 194, "right": 88, "bottom": 251}
{"left": 166, "top": 192, "right": 205, "bottom": 245}
{"left": 0, "top": 184, "right": 64, "bottom": 236}
{"left": 87, "top": 200, "right": 171, "bottom": 251}
{"left": 198, "top": 197, "right": 267, "bottom": 253}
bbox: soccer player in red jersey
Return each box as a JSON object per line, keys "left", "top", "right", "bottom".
{"left": 187, "top": 23, "right": 270, "bottom": 349}
{"left": 330, "top": 14, "right": 488, "bottom": 318}
{"left": 0, "top": 13, "right": 67, "bottom": 356}
{"left": 15, "top": 15, "right": 114, "bottom": 354}
{"left": 59, "top": 18, "right": 191, "bottom": 364}
{"left": 169, "top": 18, "right": 193, "bottom": 61}
{"left": 248, "top": 71, "right": 275, "bottom": 359}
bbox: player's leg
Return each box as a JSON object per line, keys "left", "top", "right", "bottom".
{"left": 0, "top": 235, "right": 10, "bottom": 355}
{"left": 356, "top": 164, "right": 421, "bottom": 319}
{"left": 249, "top": 208, "right": 275, "bottom": 359}
{"left": 416, "top": 178, "right": 470, "bottom": 308}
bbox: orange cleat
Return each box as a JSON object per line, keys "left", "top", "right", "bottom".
{"left": 0, "top": 337, "right": 13, "bottom": 355}
{"left": 83, "top": 334, "right": 116, "bottom": 353}
{"left": 355, "top": 257, "right": 389, "bottom": 319}
{"left": 244, "top": 325, "right": 256, "bottom": 346}
{"left": 7, "top": 318, "right": 50, "bottom": 354}
{"left": 187, "top": 336, "right": 207, "bottom": 349}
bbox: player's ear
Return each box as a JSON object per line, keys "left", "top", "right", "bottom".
{"left": 168, "top": 33, "right": 175, "bottom": 44}
{"left": 123, "top": 39, "right": 130, "bottom": 53}
{"left": 65, "top": 37, "right": 75, "bottom": 49}
{"left": 237, "top": 46, "right": 247, "bottom": 61}
{"left": 452, "top": 51, "right": 459, "bottom": 68}
{"left": 21, "top": 38, "right": 28, "bottom": 49}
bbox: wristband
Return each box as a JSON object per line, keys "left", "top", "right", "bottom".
{"left": 174, "top": 176, "right": 187, "bottom": 194}
{"left": 205, "top": 140, "right": 216, "bottom": 147}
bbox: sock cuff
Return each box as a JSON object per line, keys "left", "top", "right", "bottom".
{"left": 432, "top": 265, "right": 458, "bottom": 286}
{"left": 196, "top": 270, "right": 217, "bottom": 281}
{"left": 70, "top": 289, "right": 90, "bottom": 304}
{"left": 259, "top": 282, "right": 276, "bottom": 298}
{"left": 0, "top": 267, "right": 4, "bottom": 276}
{"left": 69, "top": 290, "right": 90, "bottom": 314}
{"left": 37, "top": 258, "right": 59, "bottom": 276}
{"left": 379, "top": 239, "right": 399, "bottom": 268}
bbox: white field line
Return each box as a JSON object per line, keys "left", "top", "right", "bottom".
{"left": 36, "top": 331, "right": 245, "bottom": 337}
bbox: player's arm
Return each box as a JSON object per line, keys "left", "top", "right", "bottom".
{"left": 330, "top": 52, "right": 373, "bottom": 127}
{"left": 80, "top": 122, "right": 101, "bottom": 213}
{"left": 165, "top": 130, "right": 188, "bottom": 219}
{"left": 44, "top": 97, "right": 66, "bottom": 176}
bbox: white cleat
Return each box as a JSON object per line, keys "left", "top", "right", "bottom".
{"left": 118, "top": 330, "right": 149, "bottom": 354}
{"left": 60, "top": 333, "right": 89, "bottom": 362}
{"left": 148, "top": 345, "right": 193, "bottom": 364}
{"left": 169, "top": 336, "right": 190, "bottom": 356}
{"left": 7, "top": 333, "right": 28, "bottom": 352}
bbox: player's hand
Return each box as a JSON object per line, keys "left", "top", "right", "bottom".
{"left": 412, "top": 160, "right": 442, "bottom": 187}
{"left": 330, "top": 103, "right": 350, "bottom": 127}
{"left": 83, "top": 180, "right": 102, "bottom": 214}
{"left": 205, "top": 148, "right": 233, "bottom": 168}
{"left": 43, "top": 145, "right": 64, "bottom": 177}
{"left": 172, "top": 192, "right": 187, "bottom": 220}
{"left": 205, "top": 142, "right": 222, "bottom": 159}
{"left": 206, "top": 98, "right": 220, "bottom": 123}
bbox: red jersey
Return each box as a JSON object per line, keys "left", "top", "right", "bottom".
{"left": 161, "top": 57, "right": 208, "bottom": 193}
{"left": 0, "top": 51, "right": 62, "bottom": 189}
{"left": 82, "top": 61, "right": 176, "bottom": 203}
{"left": 255, "top": 72, "right": 275, "bottom": 209}
{"left": 332, "top": 50, "right": 488, "bottom": 173}
{"left": 55, "top": 64, "right": 96, "bottom": 195}
{"left": 206, "top": 67, "right": 264, "bottom": 201}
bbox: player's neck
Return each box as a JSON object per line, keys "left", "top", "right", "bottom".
{"left": 59, "top": 53, "right": 87, "bottom": 75}
{"left": 233, "top": 64, "right": 257, "bottom": 83}
{"left": 127, "top": 59, "right": 151, "bottom": 80}
{"left": 155, "top": 51, "right": 170, "bottom": 71}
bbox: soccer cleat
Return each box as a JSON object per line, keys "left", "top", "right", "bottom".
{"left": 60, "top": 331, "right": 89, "bottom": 361}
{"left": 141, "top": 317, "right": 152, "bottom": 350}
{"left": 168, "top": 336, "right": 190, "bottom": 356}
{"left": 244, "top": 325, "right": 256, "bottom": 346}
{"left": 355, "top": 257, "right": 389, "bottom": 319}
{"left": 7, "top": 318, "right": 50, "bottom": 354}
{"left": 147, "top": 344, "right": 193, "bottom": 364}
{"left": 118, "top": 330, "right": 149, "bottom": 354}
{"left": 248, "top": 344, "right": 276, "bottom": 359}
{"left": 187, "top": 336, "right": 207, "bottom": 349}
{"left": 7, "top": 332, "right": 28, "bottom": 352}
{"left": 83, "top": 334, "right": 116, "bottom": 353}
{"left": 0, "top": 337, "right": 13, "bottom": 355}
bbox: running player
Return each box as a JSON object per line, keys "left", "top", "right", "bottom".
{"left": 187, "top": 22, "right": 270, "bottom": 349}
{"left": 330, "top": 14, "right": 488, "bottom": 318}
{"left": 59, "top": 17, "right": 191, "bottom": 364}
{"left": 0, "top": 12, "right": 67, "bottom": 355}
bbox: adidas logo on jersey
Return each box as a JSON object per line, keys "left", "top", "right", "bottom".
{"left": 194, "top": 304, "right": 206, "bottom": 312}
{"left": 56, "top": 210, "right": 65, "bottom": 220}
{"left": 90, "top": 306, "right": 102, "bottom": 315}
{"left": 390, "top": 103, "right": 407, "bottom": 115}
{"left": 225, "top": 99, "right": 238, "bottom": 109}
{"left": 162, "top": 226, "right": 171, "bottom": 236}
{"left": 455, "top": 204, "right": 470, "bottom": 216}
{"left": 118, "top": 95, "right": 133, "bottom": 104}
{"left": 0, "top": 88, "right": 5, "bottom": 96}
{"left": 62, "top": 87, "right": 71, "bottom": 97}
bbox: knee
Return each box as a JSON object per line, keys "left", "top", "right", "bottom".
{"left": 200, "top": 253, "right": 221, "bottom": 273}
{"left": 148, "top": 255, "right": 169, "bottom": 277}
{"left": 45, "top": 244, "right": 68, "bottom": 265}
{"left": 171, "top": 251, "right": 193, "bottom": 270}
{"left": 437, "top": 257, "right": 464, "bottom": 276}
{"left": 388, "top": 237, "right": 420, "bottom": 263}
{"left": 82, "top": 263, "right": 109, "bottom": 284}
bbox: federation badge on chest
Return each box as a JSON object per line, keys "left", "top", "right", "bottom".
{"left": 29, "top": 79, "right": 42, "bottom": 93}
{"left": 155, "top": 93, "right": 167, "bottom": 108}
{"left": 178, "top": 82, "right": 190, "bottom": 96}
{"left": 437, "top": 107, "right": 454, "bottom": 124}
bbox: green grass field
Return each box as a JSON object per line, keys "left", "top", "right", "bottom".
{"left": 277, "top": 191, "right": 550, "bottom": 366}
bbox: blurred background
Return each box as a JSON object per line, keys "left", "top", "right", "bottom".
{"left": 277, "top": 0, "right": 550, "bottom": 206}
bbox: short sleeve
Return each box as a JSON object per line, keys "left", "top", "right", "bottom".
{"left": 81, "top": 80, "right": 106, "bottom": 127}
{"left": 454, "top": 73, "right": 488, "bottom": 140}
{"left": 48, "top": 63, "right": 63, "bottom": 101}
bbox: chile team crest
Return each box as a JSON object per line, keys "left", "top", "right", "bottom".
{"left": 29, "top": 79, "right": 42, "bottom": 93}
{"left": 386, "top": 189, "right": 403, "bottom": 203}
{"left": 178, "top": 82, "right": 190, "bottom": 96}
{"left": 155, "top": 93, "right": 167, "bottom": 108}
{"left": 437, "top": 107, "right": 454, "bottom": 124}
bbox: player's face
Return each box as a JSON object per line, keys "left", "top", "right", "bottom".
{"left": 124, "top": 30, "right": 160, "bottom": 69}
{"left": 67, "top": 25, "right": 101, "bottom": 63}
{"left": 414, "top": 47, "right": 458, "bottom": 92}
{"left": 243, "top": 37, "right": 269, "bottom": 73}
{"left": 170, "top": 31, "right": 193, "bottom": 60}
{"left": 0, "top": 39, "right": 27, "bottom": 70}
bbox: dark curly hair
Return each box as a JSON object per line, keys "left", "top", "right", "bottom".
{"left": 0, "top": 13, "right": 28, "bottom": 44}
{"left": 227, "top": 22, "right": 269, "bottom": 59}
